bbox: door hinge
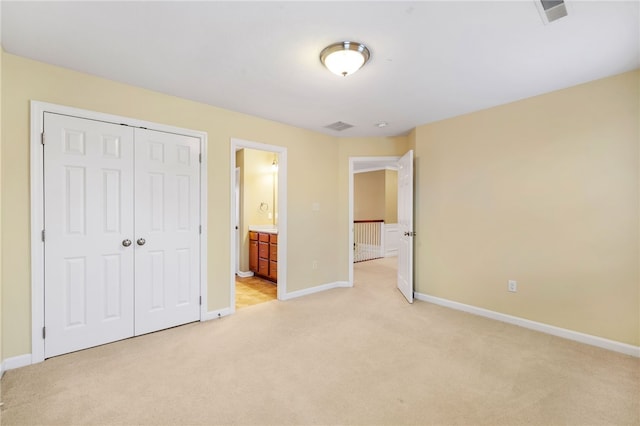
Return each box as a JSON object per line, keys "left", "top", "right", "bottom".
{"left": 199, "top": 296, "right": 202, "bottom": 306}
{"left": 41, "top": 132, "right": 45, "bottom": 145}
{"left": 199, "top": 153, "right": 202, "bottom": 163}
{"left": 42, "top": 229, "right": 45, "bottom": 242}
{"left": 199, "top": 225, "right": 202, "bottom": 234}
{"left": 42, "top": 327, "right": 46, "bottom": 339}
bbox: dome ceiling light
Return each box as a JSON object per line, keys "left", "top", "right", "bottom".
{"left": 320, "top": 41, "right": 371, "bottom": 77}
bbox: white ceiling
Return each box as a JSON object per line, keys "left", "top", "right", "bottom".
{"left": 1, "top": 1, "right": 638, "bottom": 137}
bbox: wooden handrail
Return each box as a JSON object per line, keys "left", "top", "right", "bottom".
{"left": 354, "top": 219, "right": 384, "bottom": 223}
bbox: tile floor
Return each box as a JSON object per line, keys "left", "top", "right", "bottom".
{"left": 235, "top": 275, "right": 277, "bottom": 309}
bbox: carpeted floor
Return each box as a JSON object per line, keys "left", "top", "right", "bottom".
{"left": 1, "top": 257, "right": 638, "bottom": 425}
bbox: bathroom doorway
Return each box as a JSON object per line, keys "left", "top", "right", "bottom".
{"left": 230, "top": 139, "right": 287, "bottom": 311}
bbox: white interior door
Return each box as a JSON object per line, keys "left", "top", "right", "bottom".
{"left": 397, "top": 150, "right": 414, "bottom": 303}
{"left": 133, "top": 128, "right": 201, "bottom": 335}
{"left": 44, "top": 113, "right": 135, "bottom": 358}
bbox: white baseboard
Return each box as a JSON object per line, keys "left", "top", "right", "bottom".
{"left": 1, "top": 353, "right": 33, "bottom": 373}
{"left": 236, "top": 270, "right": 254, "bottom": 278}
{"left": 415, "top": 293, "right": 640, "bottom": 358}
{"left": 201, "top": 307, "right": 233, "bottom": 321}
{"left": 385, "top": 250, "right": 398, "bottom": 257}
{"left": 282, "top": 281, "right": 351, "bottom": 301}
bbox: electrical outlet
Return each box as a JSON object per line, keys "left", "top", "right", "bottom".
{"left": 508, "top": 280, "right": 517, "bottom": 292}
{"left": 312, "top": 261, "right": 318, "bottom": 270}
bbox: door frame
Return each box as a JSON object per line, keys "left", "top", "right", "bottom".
{"left": 348, "top": 156, "right": 400, "bottom": 285}
{"left": 234, "top": 167, "right": 241, "bottom": 275}
{"left": 230, "top": 138, "right": 287, "bottom": 309}
{"left": 30, "top": 101, "right": 209, "bottom": 363}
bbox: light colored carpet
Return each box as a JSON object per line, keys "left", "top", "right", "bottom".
{"left": 1, "top": 257, "right": 638, "bottom": 425}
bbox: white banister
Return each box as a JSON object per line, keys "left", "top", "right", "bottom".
{"left": 354, "top": 220, "right": 384, "bottom": 263}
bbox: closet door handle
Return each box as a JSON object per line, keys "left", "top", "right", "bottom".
{"left": 122, "top": 239, "right": 132, "bottom": 247}
{"left": 137, "top": 238, "right": 146, "bottom": 246}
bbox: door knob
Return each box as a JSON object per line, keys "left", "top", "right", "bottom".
{"left": 122, "top": 239, "right": 132, "bottom": 247}
{"left": 137, "top": 238, "right": 146, "bottom": 246}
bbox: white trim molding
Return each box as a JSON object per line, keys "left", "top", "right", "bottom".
{"left": 202, "top": 307, "right": 234, "bottom": 321}
{"left": 415, "top": 293, "right": 640, "bottom": 358}
{"left": 30, "top": 101, "right": 208, "bottom": 364}
{"left": 383, "top": 223, "right": 399, "bottom": 257}
{"left": 1, "top": 354, "right": 33, "bottom": 373}
{"left": 281, "top": 281, "right": 351, "bottom": 301}
{"left": 236, "top": 270, "right": 254, "bottom": 278}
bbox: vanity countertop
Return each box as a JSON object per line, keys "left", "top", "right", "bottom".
{"left": 248, "top": 226, "right": 278, "bottom": 234}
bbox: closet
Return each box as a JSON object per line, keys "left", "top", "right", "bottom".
{"left": 43, "top": 112, "right": 201, "bottom": 358}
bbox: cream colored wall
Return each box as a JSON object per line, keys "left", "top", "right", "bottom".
{"left": 1, "top": 52, "right": 343, "bottom": 358}
{"left": 384, "top": 169, "right": 398, "bottom": 224}
{"left": 414, "top": 70, "right": 640, "bottom": 346}
{"left": 354, "top": 170, "right": 385, "bottom": 220}
{"left": 353, "top": 169, "right": 398, "bottom": 223}
{"left": 244, "top": 149, "right": 276, "bottom": 227}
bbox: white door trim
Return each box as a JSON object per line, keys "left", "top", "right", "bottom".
{"left": 230, "top": 138, "right": 287, "bottom": 309}
{"left": 235, "top": 167, "right": 241, "bottom": 275}
{"left": 30, "top": 101, "right": 208, "bottom": 363}
{"left": 348, "top": 156, "right": 400, "bottom": 285}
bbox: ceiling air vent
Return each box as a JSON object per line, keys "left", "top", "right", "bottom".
{"left": 325, "top": 121, "right": 354, "bottom": 131}
{"left": 537, "top": 0, "right": 567, "bottom": 24}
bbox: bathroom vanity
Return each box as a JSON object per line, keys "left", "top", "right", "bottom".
{"left": 249, "top": 229, "right": 277, "bottom": 283}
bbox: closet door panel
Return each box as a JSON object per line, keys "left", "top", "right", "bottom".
{"left": 43, "top": 113, "right": 135, "bottom": 358}
{"left": 134, "top": 128, "right": 200, "bottom": 335}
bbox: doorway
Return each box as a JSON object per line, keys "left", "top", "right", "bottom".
{"left": 349, "top": 153, "right": 414, "bottom": 303}
{"left": 349, "top": 156, "right": 400, "bottom": 285}
{"left": 230, "top": 138, "right": 287, "bottom": 311}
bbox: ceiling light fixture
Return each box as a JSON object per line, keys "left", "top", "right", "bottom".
{"left": 320, "top": 41, "right": 371, "bottom": 77}
{"left": 376, "top": 122, "right": 389, "bottom": 128}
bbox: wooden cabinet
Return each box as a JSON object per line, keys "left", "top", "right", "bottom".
{"left": 268, "top": 234, "right": 278, "bottom": 281}
{"left": 249, "top": 231, "right": 277, "bottom": 283}
{"left": 249, "top": 232, "right": 258, "bottom": 272}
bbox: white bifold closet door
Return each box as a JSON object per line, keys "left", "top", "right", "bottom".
{"left": 43, "top": 113, "right": 200, "bottom": 358}
{"left": 133, "top": 127, "right": 200, "bottom": 335}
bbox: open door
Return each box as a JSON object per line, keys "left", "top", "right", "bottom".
{"left": 397, "top": 150, "right": 414, "bottom": 303}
